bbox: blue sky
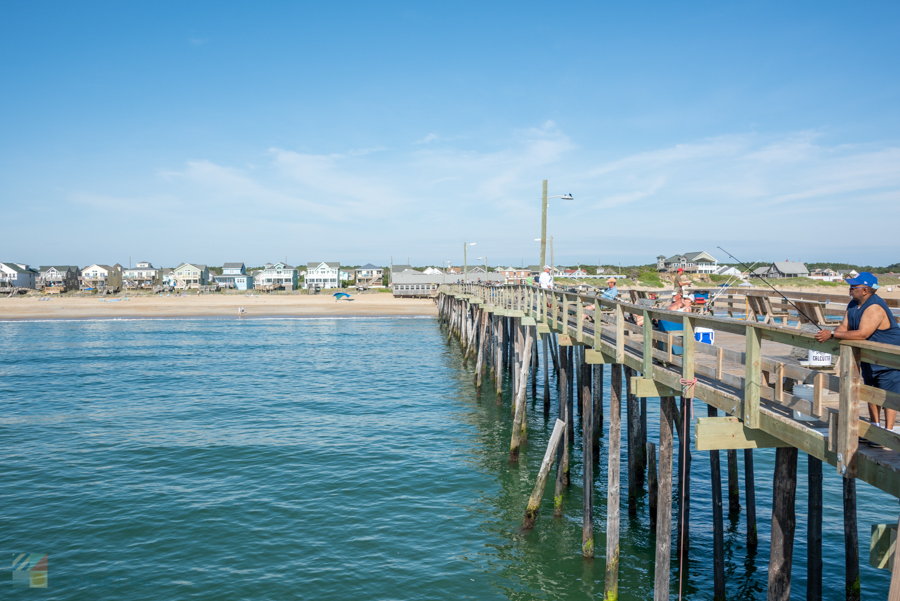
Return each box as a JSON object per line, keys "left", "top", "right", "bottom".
{"left": 2, "top": 1, "right": 898, "bottom": 268}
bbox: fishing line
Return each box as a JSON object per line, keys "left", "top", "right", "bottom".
{"left": 716, "top": 246, "right": 823, "bottom": 330}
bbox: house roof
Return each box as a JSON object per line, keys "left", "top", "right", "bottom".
{"left": 359, "top": 263, "right": 381, "bottom": 270}
{"left": 772, "top": 262, "right": 809, "bottom": 275}
{"left": 391, "top": 264, "right": 413, "bottom": 273}
{"left": 223, "top": 262, "right": 244, "bottom": 269}
{"left": 38, "top": 265, "right": 78, "bottom": 273}
{"left": 174, "top": 263, "right": 207, "bottom": 270}
{"left": 683, "top": 251, "right": 716, "bottom": 262}
{"left": 308, "top": 262, "right": 339, "bottom": 269}
{"left": 1, "top": 262, "right": 31, "bottom": 273}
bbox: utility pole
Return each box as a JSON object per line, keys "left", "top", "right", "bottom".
{"left": 540, "top": 180, "right": 548, "bottom": 268}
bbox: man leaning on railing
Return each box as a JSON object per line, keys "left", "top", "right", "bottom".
{"left": 814, "top": 272, "right": 900, "bottom": 446}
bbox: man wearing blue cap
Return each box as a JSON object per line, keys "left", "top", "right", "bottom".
{"left": 815, "top": 272, "right": 900, "bottom": 441}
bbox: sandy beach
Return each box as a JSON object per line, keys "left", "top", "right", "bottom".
{"left": 0, "top": 293, "right": 438, "bottom": 321}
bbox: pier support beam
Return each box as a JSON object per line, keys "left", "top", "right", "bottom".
{"left": 555, "top": 346, "right": 570, "bottom": 515}
{"left": 768, "top": 446, "right": 798, "bottom": 601}
{"left": 582, "top": 356, "right": 594, "bottom": 558}
{"left": 605, "top": 363, "right": 622, "bottom": 599}
{"left": 745, "top": 449, "right": 758, "bottom": 548}
{"left": 728, "top": 449, "right": 741, "bottom": 515}
{"left": 654, "top": 396, "right": 677, "bottom": 601}
{"left": 626, "top": 365, "right": 639, "bottom": 516}
{"left": 708, "top": 406, "right": 726, "bottom": 601}
{"left": 844, "top": 477, "right": 860, "bottom": 601}
{"left": 648, "top": 441, "right": 658, "bottom": 527}
{"left": 808, "top": 455, "right": 822, "bottom": 601}
{"left": 542, "top": 336, "right": 551, "bottom": 415}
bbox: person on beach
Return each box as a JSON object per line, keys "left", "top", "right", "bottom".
{"left": 814, "top": 272, "right": 900, "bottom": 444}
{"left": 673, "top": 268, "right": 691, "bottom": 297}
{"left": 539, "top": 265, "right": 554, "bottom": 290}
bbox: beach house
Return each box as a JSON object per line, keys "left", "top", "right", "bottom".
{"left": 356, "top": 263, "right": 384, "bottom": 287}
{"left": 304, "top": 262, "right": 339, "bottom": 290}
{"left": 216, "top": 263, "right": 254, "bottom": 290}
{"left": 752, "top": 262, "right": 810, "bottom": 279}
{"left": 497, "top": 267, "right": 530, "bottom": 284}
{"left": 122, "top": 262, "right": 158, "bottom": 289}
{"left": 392, "top": 269, "right": 505, "bottom": 297}
{"left": 657, "top": 252, "right": 719, "bottom": 274}
{"left": 0, "top": 263, "right": 38, "bottom": 289}
{"left": 171, "top": 263, "right": 209, "bottom": 289}
{"left": 81, "top": 264, "right": 123, "bottom": 291}
{"left": 38, "top": 265, "right": 81, "bottom": 291}
{"left": 256, "top": 263, "right": 298, "bottom": 290}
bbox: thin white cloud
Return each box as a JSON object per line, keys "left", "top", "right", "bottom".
{"left": 413, "top": 133, "right": 439, "bottom": 145}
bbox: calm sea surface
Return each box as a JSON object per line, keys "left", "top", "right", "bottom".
{"left": 0, "top": 317, "right": 893, "bottom": 599}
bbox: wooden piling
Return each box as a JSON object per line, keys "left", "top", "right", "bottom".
{"left": 542, "top": 336, "right": 551, "bottom": 414}
{"left": 654, "top": 396, "right": 677, "bottom": 601}
{"left": 593, "top": 364, "right": 604, "bottom": 449}
{"left": 566, "top": 346, "right": 574, "bottom": 443}
{"left": 844, "top": 476, "right": 860, "bottom": 601}
{"left": 677, "top": 395, "right": 692, "bottom": 556}
{"left": 648, "top": 441, "right": 658, "bottom": 527}
{"left": 768, "top": 446, "right": 798, "bottom": 601}
{"left": 626, "top": 365, "right": 638, "bottom": 516}
{"left": 807, "top": 454, "right": 823, "bottom": 601}
{"left": 745, "top": 448, "right": 758, "bottom": 548}
{"left": 555, "top": 346, "right": 570, "bottom": 511}
{"left": 509, "top": 327, "right": 534, "bottom": 462}
{"left": 728, "top": 449, "right": 741, "bottom": 514}
{"left": 605, "top": 363, "right": 622, "bottom": 598}
{"left": 523, "top": 419, "right": 566, "bottom": 529}
{"left": 582, "top": 355, "right": 594, "bottom": 558}
{"left": 496, "top": 316, "right": 504, "bottom": 401}
{"left": 708, "top": 405, "right": 726, "bottom": 601}
{"left": 639, "top": 395, "right": 647, "bottom": 489}
{"left": 474, "top": 310, "right": 487, "bottom": 391}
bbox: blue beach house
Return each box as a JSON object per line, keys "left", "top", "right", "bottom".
{"left": 217, "top": 262, "right": 254, "bottom": 290}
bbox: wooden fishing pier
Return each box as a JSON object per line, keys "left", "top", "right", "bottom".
{"left": 437, "top": 283, "right": 900, "bottom": 601}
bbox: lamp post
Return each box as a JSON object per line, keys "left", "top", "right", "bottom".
{"left": 464, "top": 242, "right": 476, "bottom": 284}
{"left": 538, "top": 180, "right": 573, "bottom": 269}
{"left": 535, "top": 236, "right": 555, "bottom": 273}
{"left": 477, "top": 257, "right": 488, "bottom": 274}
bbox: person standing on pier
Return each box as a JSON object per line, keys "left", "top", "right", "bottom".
{"left": 673, "top": 267, "right": 692, "bottom": 298}
{"left": 539, "top": 265, "right": 554, "bottom": 290}
{"left": 814, "top": 272, "right": 900, "bottom": 438}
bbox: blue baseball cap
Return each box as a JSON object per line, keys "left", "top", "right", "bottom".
{"left": 846, "top": 272, "right": 878, "bottom": 287}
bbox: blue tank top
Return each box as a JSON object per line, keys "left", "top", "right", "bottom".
{"left": 847, "top": 293, "right": 900, "bottom": 375}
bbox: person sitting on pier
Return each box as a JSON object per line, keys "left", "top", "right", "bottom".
{"left": 814, "top": 272, "right": 900, "bottom": 443}
{"left": 600, "top": 277, "right": 618, "bottom": 300}
{"left": 666, "top": 292, "right": 684, "bottom": 311}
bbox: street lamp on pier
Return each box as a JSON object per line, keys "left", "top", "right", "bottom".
{"left": 464, "top": 242, "right": 476, "bottom": 284}
{"left": 538, "top": 179, "right": 572, "bottom": 270}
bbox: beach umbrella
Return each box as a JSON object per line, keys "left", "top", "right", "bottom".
{"left": 333, "top": 292, "right": 352, "bottom": 301}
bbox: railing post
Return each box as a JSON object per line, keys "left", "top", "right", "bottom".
{"left": 643, "top": 309, "right": 653, "bottom": 375}
{"left": 576, "top": 296, "right": 584, "bottom": 343}
{"left": 552, "top": 291, "right": 559, "bottom": 326}
{"left": 562, "top": 293, "right": 569, "bottom": 335}
{"left": 744, "top": 324, "right": 762, "bottom": 429}
{"left": 683, "top": 315, "right": 695, "bottom": 382}
{"left": 615, "top": 303, "right": 625, "bottom": 363}
{"left": 837, "top": 344, "right": 860, "bottom": 478}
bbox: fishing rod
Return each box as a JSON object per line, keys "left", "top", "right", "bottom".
{"left": 716, "top": 246, "right": 823, "bottom": 330}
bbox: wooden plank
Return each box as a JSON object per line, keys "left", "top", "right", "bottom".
{"left": 860, "top": 384, "right": 900, "bottom": 413}
{"left": 631, "top": 376, "right": 679, "bottom": 399}
{"left": 695, "top": 417, "right": 791, "bottom": 450}
{"left": 585, "top": 348, "right": 615, "bottom": 364}
{"left": 605, "top": 363, "right": 622, "bottom": 597}
{"left": 537, "top": 323, "right": 550, "bottom": 334}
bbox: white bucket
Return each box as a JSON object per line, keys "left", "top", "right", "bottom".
{"left": 791, "top": 384, "right": 816, "bottom": 421}
{"left": 806, "top": 349, "right": 832, "bottom": 366}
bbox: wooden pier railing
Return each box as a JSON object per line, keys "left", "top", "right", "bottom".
{"left": 437, "top": 283, "right": 900, "bottom": 601}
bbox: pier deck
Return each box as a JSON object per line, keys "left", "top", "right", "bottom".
{"left": 437, "top": 284, "right": 900, "bottom": 600}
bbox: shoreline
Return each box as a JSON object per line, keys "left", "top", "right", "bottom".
{"left": 0, "top": 294, "right": 438, "bottom": 321}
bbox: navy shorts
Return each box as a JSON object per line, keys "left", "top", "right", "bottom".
{"left": 862, "top": 364, "right": 900, "bottom": 396}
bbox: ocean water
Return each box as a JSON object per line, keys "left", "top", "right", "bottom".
{"left": 0, "top": 316, "right": 893, "bottom": 599}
